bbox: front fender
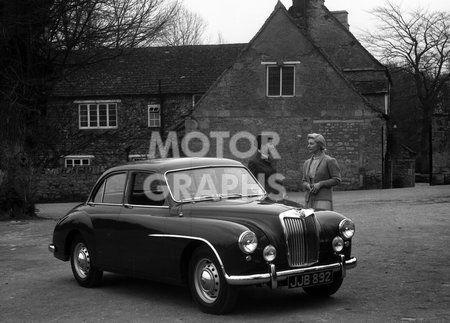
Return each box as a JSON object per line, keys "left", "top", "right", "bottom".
{"left": 315, "top": 210, "right": 353, "bottom": 261}
{"left": 191, "top": 218, "right": 271, "bottom": 276}
{"left": 315, "top": 210, "right": 347, "bottom": 240}
{"left": 159, "top": 216, "right": 270, "bottom": 277}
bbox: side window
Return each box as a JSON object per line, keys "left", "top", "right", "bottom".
{"left": 129, "top": 172, "right": 166, "bottom": 206}
{"left": 91, "top": 173, "right": 127, "bottom": 204}
{"left": 103, "top": 173, "right": 127, "bottom": 204}
{"left": 92, "top": 181, "right": 105, "bottom": 203}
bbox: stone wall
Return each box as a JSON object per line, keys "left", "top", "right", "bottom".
{"left": 36, "top": 94, "right": 194, "bottom": 201}
{"left": 34, "top": 166, "right": 106, "bottom": 202}
{"left": 45, "top": 94, "right": 194, "bottom": 164}
{"left": 432, "top": 113, "right": 450, "bottom": 184}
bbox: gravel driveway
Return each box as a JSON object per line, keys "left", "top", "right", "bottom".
{"left": 1, "top": 183, "right": 449, "bottom": 322}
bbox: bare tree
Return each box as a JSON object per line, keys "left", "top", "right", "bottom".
{"left": 215, "top": 32, "right": 227, "bottom": 45}
{"left": 158, "top": 4, "right": 207, "bottom": 46}
{"left": 362, "top": 0, "right": 450, "bottom": 173}
{"left": 0, "top": 0, "right": 180, "bottom": 216}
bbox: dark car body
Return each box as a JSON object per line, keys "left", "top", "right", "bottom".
{"left": 49, "top": 157, "right": 356, "bottom": 314}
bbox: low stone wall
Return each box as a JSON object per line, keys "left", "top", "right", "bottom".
{"left": 34, "top": 166, "right": 106, "bottom": 202}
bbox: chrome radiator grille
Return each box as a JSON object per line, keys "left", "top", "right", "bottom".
{"left": 282, "top": 213, "right": 319, "bottom": 267}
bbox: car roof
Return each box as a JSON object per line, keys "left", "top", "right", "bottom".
{"left": 104, "top": 157, "right": 244, "bottom": 174}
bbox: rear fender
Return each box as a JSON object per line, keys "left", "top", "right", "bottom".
{"left": 52, "top": 211, "right": 96, "bottom": 261}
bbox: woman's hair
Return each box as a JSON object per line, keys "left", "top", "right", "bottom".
{"left": 307, "top": 133, "right": 326, "bottom": 150}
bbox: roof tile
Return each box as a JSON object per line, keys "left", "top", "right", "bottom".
{"left": 52, "top": 44, "right": 246, "bottom": 97}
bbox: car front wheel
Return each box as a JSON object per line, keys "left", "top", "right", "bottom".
{"left": 303, "top": 275, "right": 343, "bottom": 297}
{"left": 188, "top": 246, "right": 237, "bottom": 314}
{"left": 70, "top": 235, "right": 103, "bottom": 287}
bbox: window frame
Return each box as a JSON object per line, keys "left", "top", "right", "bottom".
{"left": 64, "top": 155, "right": 94, "bottom": 168}
{"left": 89, "top": 171, "right": 128, "bottom": 206}
{"left": 126, "top": 171, "right": 169, "bottom": 208}
{"left": 148, "top": 104, "right": 161, "bottom": 128}
{"left": 262, "top": 61, "right": 300, "bottom": 98}
{"left": 77, "top": 100, "right": 119, "bottom": 129}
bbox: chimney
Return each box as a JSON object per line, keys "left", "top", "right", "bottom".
{"left": 331, "top": 10, "right": 349, "bottom": 30}
{"left": 289, "top": 0, "right": 307, "bottom": 19}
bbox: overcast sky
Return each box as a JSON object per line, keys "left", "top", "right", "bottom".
{"left": 184, "top": 0, "right": 450, "bottom": 44}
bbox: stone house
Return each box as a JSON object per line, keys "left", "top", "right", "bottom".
{"left": 186, "top": 0, "right": 390, "bottom": 190}
{"left": 39, "top": 0, "right": 390, "bottom": 201}
{"left": 47, "top": 44, "right": 245, "bottom": 167}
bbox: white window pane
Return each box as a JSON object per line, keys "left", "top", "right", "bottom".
{"left": 89, "top": 105, "right": 98, "bottom": 127}
{"left": 108, "top": 104, "right": 117, "bottom": 127}
{"left": 79, "top": 105, "right": 88, "bottom": 127}
{"left": 79, "top": 102, "right": 119, "bottom": 129}
{"left": 99, "top": 104, "right": 107, "bottom": 126}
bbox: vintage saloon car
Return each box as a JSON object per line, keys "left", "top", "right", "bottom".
{"left": 49, "top": 157, "right": 356, "bottom": 314}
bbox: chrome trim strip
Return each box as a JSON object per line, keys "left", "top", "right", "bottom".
{"left": 48, "top": 244, "right": 56, "bottom": 253}
{"left": 124, "top": 204, "right": 169, "bottom": 209}
{"left": 87, "top": 202, "right": 123, "bottom": 207}
{"left": 226, "top": 257, "right": 357, "bottom": 286}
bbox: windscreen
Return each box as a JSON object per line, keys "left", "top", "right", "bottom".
{"left": 165, "top": 166, "right": 265, "bottom": 202}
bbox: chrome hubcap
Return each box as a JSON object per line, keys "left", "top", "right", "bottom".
{"left": 73, "top": 242, "right": 90, "bottom": 279}
{"left": 195, "top": 258, "right": 220, "bottom": 303}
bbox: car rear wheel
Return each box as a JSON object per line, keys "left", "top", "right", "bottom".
{"left": 188, "top": 246, "right": 237, "bottom": 314}
{"left": 70, "top": 235, "right": 103, "bottom": 287}
{"left": 303, "top": 275, "right": 343, "bottom": 297}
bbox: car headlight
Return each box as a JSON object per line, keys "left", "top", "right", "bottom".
{"left": 263, "top": 245, "right": 277, "bottom": 262}
{"left": 238, "top": 231, "right": 258, "bottom": 254}
{"left": 339, "top": 219, "right": 355, "bottom": 239}
{"left": 332, "top": 236, "right": 344, "bottom": 252}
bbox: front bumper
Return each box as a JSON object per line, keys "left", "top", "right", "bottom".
{"left": 225, "top": 254, "right": 356, "bottom": 288}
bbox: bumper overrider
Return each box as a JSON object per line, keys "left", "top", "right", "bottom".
{"left": 225, "top": 254, "right": 357, "bottom": 289}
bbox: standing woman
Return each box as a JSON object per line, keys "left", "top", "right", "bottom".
{"left": 302, "top": 133, "right": 341, "bottom": 210}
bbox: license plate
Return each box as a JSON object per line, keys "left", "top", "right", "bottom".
{"left": 288, "top": 270, "right": 333, "bottom": 288}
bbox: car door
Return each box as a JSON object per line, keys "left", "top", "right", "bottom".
{"left": 86, "top": 171, "right": 127, "bottom": 269}
{"left": 117, "top": 171, "right": 171, "bottom": 279}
